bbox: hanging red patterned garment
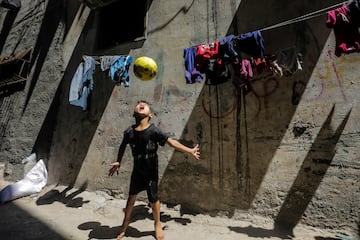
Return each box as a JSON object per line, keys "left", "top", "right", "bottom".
{"left": 327, "top": 5, "right": 360, "bottom": 57}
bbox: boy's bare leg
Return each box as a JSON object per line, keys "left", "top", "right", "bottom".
{"left": 117, "top": 195, "right": 137, "bottom": 239}
{"left": 151, "top": 200, "right": 164, "bottom": 240}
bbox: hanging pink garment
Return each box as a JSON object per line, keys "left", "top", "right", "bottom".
{"left": 327, "top": 6, "right": 360, "bottom": 56}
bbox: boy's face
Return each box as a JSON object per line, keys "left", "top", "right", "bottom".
{"left": 134, "top": 102, "right": 152, "bottom": 119}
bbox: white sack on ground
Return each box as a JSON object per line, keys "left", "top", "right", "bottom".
{"left": 21, "top": 152, "right": 36, "bottom": 164}
{"left": 0, "top": 159, "right": 48, "bottom": 204}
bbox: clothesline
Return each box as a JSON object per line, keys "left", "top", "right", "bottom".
{"left": 259, "top": 0, "right": 351, "bottom": 31}
{"left": 70, "top": 55, "right": 133, "bottom": 110}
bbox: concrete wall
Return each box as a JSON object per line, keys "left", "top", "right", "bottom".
{"left": 0, "top": 0, "right": 359, "bottom": 236}
{"left": 0, "top": 0, "right": 68, "bottom": 179}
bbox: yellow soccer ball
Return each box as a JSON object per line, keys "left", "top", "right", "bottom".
{"left": 133, "top": 56, "right": 158, "bottom": 81}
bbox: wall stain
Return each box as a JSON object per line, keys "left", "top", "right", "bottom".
{"left": 327, "top": 50, "right": 347, "bottom": 102}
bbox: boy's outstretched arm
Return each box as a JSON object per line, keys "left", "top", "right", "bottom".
{"left": 167, "top": 138, "right": 200, "bottom": 160}
{"left": 108, "top": 139, "right": 127, "bottom": 176}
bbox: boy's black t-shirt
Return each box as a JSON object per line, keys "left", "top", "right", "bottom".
{"left": 123, "top": 123, "right": 169, "bottom": 180}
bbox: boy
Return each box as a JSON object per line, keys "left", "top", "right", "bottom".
{"left": 108, "top": 100, "right": 200, "bottom": 240}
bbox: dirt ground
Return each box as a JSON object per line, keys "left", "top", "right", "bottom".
{"left": 0, "top": 179, "right": 357, "bottom": 240}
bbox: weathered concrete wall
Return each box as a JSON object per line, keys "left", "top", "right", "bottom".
{"left": 0, "top": 0, "right": 67, "bottom": 179}
{"left": 0, "top": 0, "right": 359, "bottom": 236}
{"left": 0, "top": 1, "right": 89, "bottom": 181}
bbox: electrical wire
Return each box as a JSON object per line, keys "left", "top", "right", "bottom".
{"left": 259, "top": 1, "right": 351, "bottom": 32}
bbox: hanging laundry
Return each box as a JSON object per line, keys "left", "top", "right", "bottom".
{"left": 183, "top": 46, "right": 203, "bottom": 84}
{"left": 349, "top": 0, "right": 360, "bottom": 26}
{"left": 193, "top": 41, "right": 230, "bottom": 85}
{"left": 253, "top": 57, "right": 271, "bottom": 74}
{"left": 219, "top": 31, "right": 265, "bottom": 60}
{"left": 195, "top": 41, "right": 231, "bottom": 85}
{"left": 204, "top": 58, "right": 230, "bottom": 85}
{"left": 270, "top": 48, "right": 303, "bottom": 77}
{"left": 69, "top": 56, "right": 95, "bottom": 110}
{"left": 195, "top": 41, "right": 221, "bottom": 72}
{"left": 107, "top": 55, "right": 132, "bottom": 87}
{"left": 99, "top": 56, "right": 119, "bottom": 71}
{"left": 327, "top": 5, "right": 360, "bottom": 57}
{"left": 240, "top": 58, "right": 253, "bottom": 79}
{"left": 219, "top": 34, "right": 239, "bottom": 60}
{"left": 232, "top": 57, "right": 253, "bottom": 94}
{"left": 232, "top": 58, "right": 253, "bottom": 79}
{"left": 232, "top": 31, "right": 265, "bottom": 58}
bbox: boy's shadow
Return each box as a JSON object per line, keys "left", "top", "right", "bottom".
{"left": 78, "top": 221, "right": 154, "bottom": 239}
{"left": 132, "top": 204, "right": 192, "bottom": 225}
{"left": 78, "top": 204, "right": 192, "bottom": 239}
{"left": 36, "top": 182, "right": 89, "bottom": 208}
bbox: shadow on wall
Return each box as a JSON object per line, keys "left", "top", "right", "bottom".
{"left": 159, "top": 0, "right": 343, "bottom": 214}
{"left": 22, "top": 0, "right": 65, "bottom": 112}
{"left": 0, "top": 2, "right": 20, "bottom": 54}
{"left": 228, "top": 105, "right": 352, "bottom": 238}
{"left": 32, "top": 10, "right": 116, "bottom": 186}
{"left": 274, "top": 105, "right": 351, "bottom": 233}
{"left": 147, "top": 0, "right": 194, "bottom": 35}
{"left": 22, "top": 0, "right": 82, "bottom": 113}
{"left": 31, "top": 3, "right": 91, "bottom": 184}
{"left": 32, "top": 0, "right": 150, "bottom": 186}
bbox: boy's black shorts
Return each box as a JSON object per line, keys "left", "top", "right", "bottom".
{"left": 129, "top": 173, "right": 158, "bottom": 203}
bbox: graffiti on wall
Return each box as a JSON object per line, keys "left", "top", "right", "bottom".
{"left": 302, "top": 50, "right": 360, "bottom": 103}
